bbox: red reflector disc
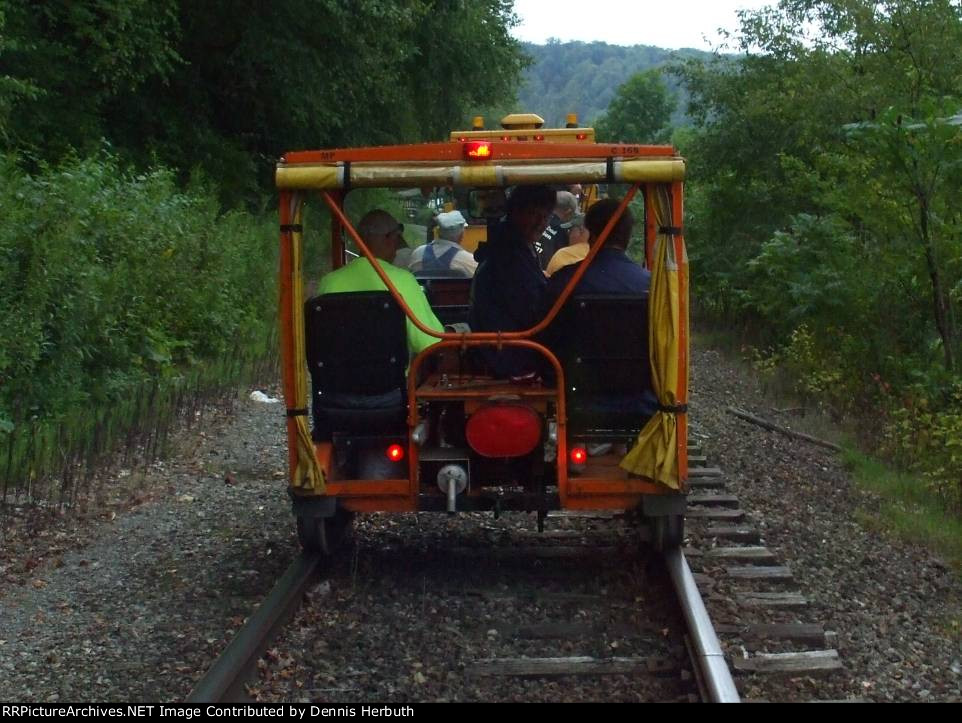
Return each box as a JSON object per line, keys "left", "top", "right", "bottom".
{"left": 466, "top": 405, "right": 542, "bottom": 458}
{"left": 386, "top": 444, "right": 405, "bottom": 462}
{"left": 570, "top": 447, "right": 587, "bottom": 465}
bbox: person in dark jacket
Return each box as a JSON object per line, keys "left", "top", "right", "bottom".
{"left": 545, "top": 197, "right": 650, "bottom": 303}
{"left": 534, "top": 190, "right": 579, "bottom": 270}
{"left": 544, "top": 197, "right": 657, "bottom": 423}
{"left": 469, "top": 185, "right": 556, "bottom": 378}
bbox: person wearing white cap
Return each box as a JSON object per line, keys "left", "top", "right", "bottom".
{"left": 408, "top": 210, "right": 478, "bottom": 277}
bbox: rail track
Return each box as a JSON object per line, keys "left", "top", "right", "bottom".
{"left": 186, "top": 554, "right": 324, "bottom": 703}
{"left": 187, "top": 455, "right": 741, "bottom": 703}
{"left": 682, "top": 435, "right": 847, "bottom": 702}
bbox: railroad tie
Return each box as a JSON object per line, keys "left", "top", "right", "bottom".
{"left": 706, "top": 546, "right": 776, "bottom": 563}
{"left": 687, "top": 493, "right": 740, "bottom": 507}
{"left": 688, "top": 476, "right": 728, "bottom": 489}
{"left": 467, "top": 655, "right": 671, "bottom": 678}
{"left": 725, "top": 565, "right": 793, "bottom": 580}
{"left": 705, "top": 525, "right": 760, "bottom": 542}
{"left": 736, "top": 591, "right": 808, "bottom": 608}
{"left": 685, "top": 507, "right": 745, "bottom": 520}
{"left": 731, "top": 649, "right": 842, "bottom": 675}
{"left": 747, "top": 623, "right": 832, "bottom": 646}
{"left": 688, "top": 466, "right": 724, "bottom": 478}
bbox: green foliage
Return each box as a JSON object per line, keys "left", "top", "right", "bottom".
{"left": 0, "top": 1, "right": 526, "bottom": 207}
{"left": 0, "top": 1, "right": 528, "bottom": 507}
{"left": 516, "top": 41, "right": 710, "bottom": 128}
{"left": 0, "top": 3, "right": 40, "bottom": 142}
{"left": 2, "top": 0, "right": 181, "bottom": 159}
{"left": 594, "top": 69, "right": 676, "bottom": 143}
{"left": 843, "top": 446, "right": 962, "bottom": 571}
{"left": 677, "top": 0, "right": 962, "bottom": 512}
{"left": 880, "top": 383, "right": 962, "bottom": 512}
{"left": 408, "top": 1, "right": 529, "bottom": 141}
{"left": 0, "top": 152, "right": 276, "bottom": 502}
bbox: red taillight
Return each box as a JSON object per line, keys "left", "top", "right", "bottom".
{"left": 570, "top": 447, "right": 587, "bottom": 465}
{"left": 464, "top": 141, "right": 492, "bottom": 159}
{"left": 533, "top": 134, "right": 545, "bottom": 141}
{"left": 457, "top": 136, "right": 467, "bottom": 142}
{"left": 576, "top": 133, "right": 588, "bottom": 140}
{"left": 500, "top": 135, "right": 510, "bottom": 141}
{"left": 466, "top": 405, "right": 541, "bottom": 458}
{"left": 386, "top": 444, "right": 405, "bottom": 462}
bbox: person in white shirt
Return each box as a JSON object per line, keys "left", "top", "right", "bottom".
{"left": 408, "top": 210, "right": 478, "bottom": 277}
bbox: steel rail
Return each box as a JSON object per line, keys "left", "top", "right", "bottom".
{"left": 186, "top": 553, "right": 322, "bottom": 703}
{"left": 663, "top": 547, "right": 741, "bottom": 703}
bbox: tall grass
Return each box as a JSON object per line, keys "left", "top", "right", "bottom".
{"left": 0, "top": 152, "right": 278, "bottom": 509}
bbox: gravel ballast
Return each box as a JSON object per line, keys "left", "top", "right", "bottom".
{"left": 0, "top": 346, "right": 960, "bottom": 702}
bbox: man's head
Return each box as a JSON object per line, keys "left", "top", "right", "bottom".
{"left": 561, "top": 212, "right": 588, "bottom": 246}
{"left": 585, "top": 198, "right": 633, "bottom": 249}
{"left": 436, "top": 210, "right": 467, "bottom": 243}
{"left": 357, "top": 209, "right": 406, "bottom": 262}
{"left": 554, "top": 191, "right": 579, "bottom": 223}
{"left": 505, "top": 185, "right": 556, "bottom": 244}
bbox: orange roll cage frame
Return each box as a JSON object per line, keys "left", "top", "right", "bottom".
{"left": 277, "top": 138, "right": 688, "bottom": 511}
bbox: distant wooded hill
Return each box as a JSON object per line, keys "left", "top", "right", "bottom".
{"left": 514, "top": 41, "right": 714, "bottom": 128}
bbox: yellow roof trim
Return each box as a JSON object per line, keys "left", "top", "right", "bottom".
{"left": 275, "top": 157, "right": 685, "bottom": 190}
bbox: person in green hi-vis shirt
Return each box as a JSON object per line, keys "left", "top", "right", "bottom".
{"left": 317, "top": 209, "right": 444, "bottom": 356}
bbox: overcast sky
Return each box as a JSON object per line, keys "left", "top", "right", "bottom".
{"left": 511, "top": 0, "right": 774, "bottom": 50}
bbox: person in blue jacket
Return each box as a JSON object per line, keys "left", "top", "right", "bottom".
{"left": 545, "top": 197, "right": 650, "bottom": 302}
{"left": 544, "top": 197, "right": 657, "bottom": 423}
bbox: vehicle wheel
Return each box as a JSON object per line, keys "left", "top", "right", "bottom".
{"left": 297, "top": 509, "right": 354, "bottom": 555}
{"left": 650, "top": 514, "right": 684, "bottom": 552}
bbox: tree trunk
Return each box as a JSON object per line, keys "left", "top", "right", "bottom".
{"left": 919, "top": 195, "right": 955, "bottom": 372}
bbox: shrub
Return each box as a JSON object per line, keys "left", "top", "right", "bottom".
{"left": 0, "top": 152, "right": 277, "bottom": 505}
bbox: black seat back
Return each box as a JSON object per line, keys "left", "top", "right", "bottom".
{"left": 304, "top": 292, "right": 407, "bottom": 439}
{"left": 556, "top": 294, "right": 653, "bottom": 436}
{"left": 418, "top": 276, "right": 473, "bottom": 327}
{"left": 414, "top": 268, "right": 470, "bottom": 279}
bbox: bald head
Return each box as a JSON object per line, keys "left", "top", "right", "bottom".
{"left": 358, "top": 209, "right": 404, "bottom": 262}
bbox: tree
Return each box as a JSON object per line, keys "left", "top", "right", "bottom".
{"left": 673, "top": 0, "right": 962, "bottom": 378}
{"left": 0, "top": 0, "right": 528, "bottom": 205}
{"left": 594, "top": 68, "right": 675, "bottom": 143}
{"left": 404, "top": 0, "right": 528, "bottom": 141}
{"left": 0, "top": 2, "right": 39, "bottom": 142}
{"left": 846, "top": 107, "right": 962, "bottom": 371}
{"left": 1, "top": 0, "right": 181, "bottom": 158}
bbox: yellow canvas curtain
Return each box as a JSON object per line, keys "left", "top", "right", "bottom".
{"left": 288, "top": 201, "right": 326, "bottom": 493}
{"left": 620, "top": 185, "right": 688, "bottom": 489}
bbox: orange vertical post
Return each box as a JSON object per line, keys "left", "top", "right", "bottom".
{"left": 329, "top": 190, "right": 346, "bottom": 270}
{"left": 279, "top": 191, "right": 299, "bottom": 481}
